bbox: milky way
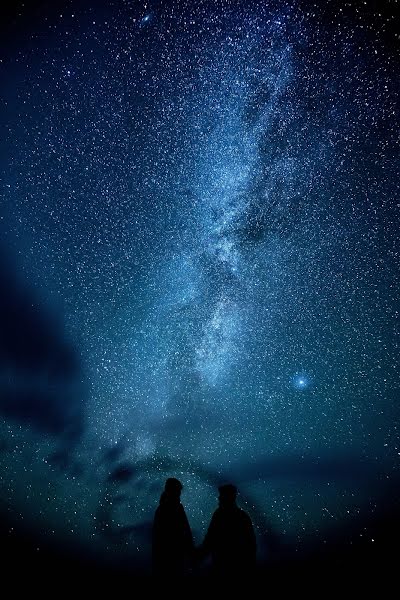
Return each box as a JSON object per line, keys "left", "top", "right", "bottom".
{"left": 0, "top": 0, "right": 399, "bottom": 572}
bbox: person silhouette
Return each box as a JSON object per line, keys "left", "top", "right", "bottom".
{"left": 152, "top": 477, "right": 194, "bottom": 577}
{"left": 198, "top": 483, "right": 257, "bottom": 578}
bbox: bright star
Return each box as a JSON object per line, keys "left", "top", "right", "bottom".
{"left": 139, "top": 13, "right": 153, "bottom": 27}
{"left": 292, "top": 373, "right": 311, "bottom": 390}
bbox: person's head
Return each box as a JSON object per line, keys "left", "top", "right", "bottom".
{"left": 218, "top": 483, "right": 238, "bottom": 507}
{"left": 163, "top": 477, "right": 183, "bottom": 500}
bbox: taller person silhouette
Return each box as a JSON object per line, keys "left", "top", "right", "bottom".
{"left": 198, "top": 483, "right": 257, "bottom": 578}
{"left": 152, "top": 477, "right": 194, "bottom": 577}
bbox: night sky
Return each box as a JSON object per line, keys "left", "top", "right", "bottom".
{"left": 0, "top": 0, "right": 399, "bottom": 581}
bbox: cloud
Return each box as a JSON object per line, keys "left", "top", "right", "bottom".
{"left": 0, "top": 247, "right": 86, "bottom": 441}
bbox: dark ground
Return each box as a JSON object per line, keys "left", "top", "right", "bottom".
{"left": 1, "top": 501, "right": 398, "bottom": 590}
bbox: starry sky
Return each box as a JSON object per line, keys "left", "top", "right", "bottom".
{"left": 0, "top": 0, "right": 399, "bottom": 576}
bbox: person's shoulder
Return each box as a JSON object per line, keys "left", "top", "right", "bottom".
{"left": 210, "top": 507, "right": 222, "bottom": 519}
{"left": 238, "top": 507, "right": 252, "bottom": 521}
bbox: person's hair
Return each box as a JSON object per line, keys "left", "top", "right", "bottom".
{"left": 218, "top": 483, "right": 237, "bottom": 499}
{"left": 164, "top": 477, "right": 183, "bottom": 493}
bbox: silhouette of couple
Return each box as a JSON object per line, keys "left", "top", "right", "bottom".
{"left": 152, "top": 478, "right": 256, "bottom": 578}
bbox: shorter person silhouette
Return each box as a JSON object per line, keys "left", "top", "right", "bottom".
{"left": 152, "top": 477, "right": 194, "bottom": 577}
{"left": 197, "top": 483, "right": 256, "bottom": 578}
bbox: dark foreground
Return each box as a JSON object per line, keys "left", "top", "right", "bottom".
{"left": 1, "top": 505, "right": 398, "bottom": 591}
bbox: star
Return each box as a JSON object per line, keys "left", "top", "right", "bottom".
{"left": 293, "top": 374, "right": 311, "bottom": 390}
{"left": 139, "top": 13, "right": 153, "bottom": 27}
